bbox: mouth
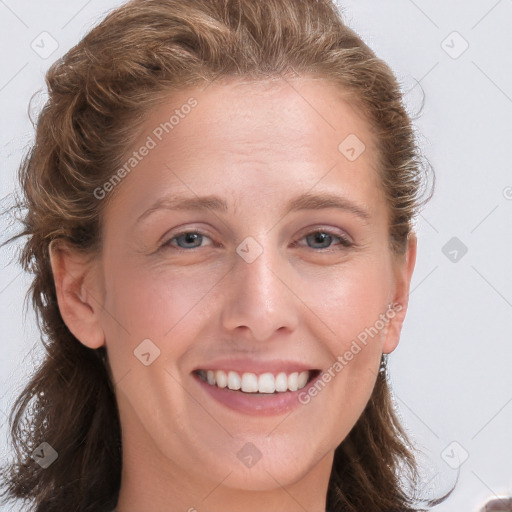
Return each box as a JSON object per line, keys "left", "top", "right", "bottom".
{"left": 193, "top": 368, "right": 322, "bottom": 394}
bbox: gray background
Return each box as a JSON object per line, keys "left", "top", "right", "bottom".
{"left": 1, "top": 1, "right": 511, "bottom": 511}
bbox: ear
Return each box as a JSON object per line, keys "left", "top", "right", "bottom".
{"left": 49, "top": 239, "right": 105, "bottom": 349}
{"left": 382, "top": 233, "right": 417, "bottom": 354}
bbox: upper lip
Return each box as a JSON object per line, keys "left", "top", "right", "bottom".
{"left": 193, "top": 358, "right": 320, "bottom": 375}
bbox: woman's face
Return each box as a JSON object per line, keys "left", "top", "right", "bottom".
{"left": 56, "top": 77, "right": 416, "bottom": 499}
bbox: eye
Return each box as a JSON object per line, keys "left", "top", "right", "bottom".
{"left": 162, "top": 230, "right": 213, "bottom": 250}
{"left": 160, "top": 228, "right": 353, "bottom": 252}
{"left": 295, "top": 229, "right": 353, "bottom": 251}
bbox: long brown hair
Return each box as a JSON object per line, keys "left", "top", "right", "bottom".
{"left": 1, "top": 1, "right": 450, "bottom": 510}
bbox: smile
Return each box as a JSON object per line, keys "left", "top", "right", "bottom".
{"left": 194, "top": 369, "right": 321, "bottom": 394}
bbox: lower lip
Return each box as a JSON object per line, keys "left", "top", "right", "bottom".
{"left": 192, "top": 371, "right": 322, "bottom": 416}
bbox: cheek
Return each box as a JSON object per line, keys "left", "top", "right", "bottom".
{"left": 100, "top": 262, "right": 219, "bottom": 424}
{"left": 101, "top": 256, "right": 223, "bottom": 361}
{"left": 306, "top": 258, "right": 390, "bottom": 401}
{"left": 308, "top": 258, "right": 391, "bottom": 345}
{"left": 106, "top": 260, "right": 204, "bottom": 329}
{"left": 294, "top": 263, "right": 388, "bottom": 449}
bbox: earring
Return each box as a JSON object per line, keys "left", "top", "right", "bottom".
{"left": 379, "top": 353, "right": 388, "bottom": 373}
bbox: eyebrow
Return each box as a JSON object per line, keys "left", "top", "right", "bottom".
{"left": 135, "top": 191, "right": 371, "bottom": 226}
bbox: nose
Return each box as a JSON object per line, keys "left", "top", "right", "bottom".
{"left": 220, "top": 237, "right": 300, "bottom": 342}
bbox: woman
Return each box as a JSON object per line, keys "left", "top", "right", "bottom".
{"left": 0, "top": 0, "right": 451, "bottom": 511}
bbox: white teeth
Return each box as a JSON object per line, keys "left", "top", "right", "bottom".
{"left": 297, "top": 370, "right": 309, "bottom": 389}
{"left": 241, "top": 373, "right": 259, "bottom": 392}
{"left": 258, "top": 372, "right": 275, "bottom": 393}
{"left": 227, "top": 371, "right": 241, "bottom": 390}
{"left": 198, "top": 369, "right": 312, "bottom": 393}
{"left": 215, "top": 370, "right": 227, "bottom": 388}
{"left": 275, "top": 372, "right": 288, "bottom": 392}
{"left": 287, "top": 372, "right": 298, "bottom": 391}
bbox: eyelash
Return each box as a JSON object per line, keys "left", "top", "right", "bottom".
{"left": 161, "top": 228, "right": 354, "bottom": 252}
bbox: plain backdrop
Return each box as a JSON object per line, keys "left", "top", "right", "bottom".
{"left": 1, "top": 1, "right": 511, "bottom": 511}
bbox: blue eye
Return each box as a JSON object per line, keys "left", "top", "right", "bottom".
{"left": 164, "top": 231, "right": 212, "bottom": 249}
{"left": 161, "top": 229, "right": 353, "bottom": 251}
{"left": 300, "top": 230, "right": 353, "bottom": 250}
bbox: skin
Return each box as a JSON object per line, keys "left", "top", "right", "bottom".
{"left": 50, "top": 77, "right": 417, "bottom": 512}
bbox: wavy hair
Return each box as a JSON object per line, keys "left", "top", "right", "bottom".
{"left": 0, "top": 1, "right": 449, "bottom": 511}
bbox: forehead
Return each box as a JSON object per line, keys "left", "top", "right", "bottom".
{"left": 105, "top": 77, "right": 384, "bottom": 223}
{"left": 145, "top": 77, "right": 378, "bottom": 165}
